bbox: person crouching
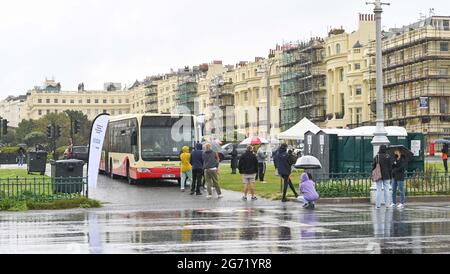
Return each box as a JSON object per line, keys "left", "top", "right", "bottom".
{"left": 298, "top": 173, "right": 319, "bottom": 209}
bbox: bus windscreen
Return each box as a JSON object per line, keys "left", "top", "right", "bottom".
{"left": 141, "top": 116, "right": 195, "bottom": 161}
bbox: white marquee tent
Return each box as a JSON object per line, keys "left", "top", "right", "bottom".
{"left": 278, "top": 118, "right": 321, "bottom": 140}
{"left": 279, "top": 117, "right": 408, "bottom": 141}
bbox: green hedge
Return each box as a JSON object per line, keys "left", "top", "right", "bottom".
{"left": 0, "top": 147, "right": 21, "bottom": 154}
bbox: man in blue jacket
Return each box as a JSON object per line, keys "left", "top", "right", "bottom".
{"left": 274, "top": 143, "right": 299, "bottom": 202}
{"left": 190, "top": 143, "right": 204, "bottom": 195}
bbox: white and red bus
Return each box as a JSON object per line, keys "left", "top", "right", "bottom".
{"left": 100, "top": 114, "right": 198, "bottom": 184}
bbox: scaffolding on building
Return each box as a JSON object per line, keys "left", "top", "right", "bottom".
{"left": 381, "top": 16, "right": 450, "bottom": 147}
{"left": 178, "top": 76, "right": 198, "bottom": 114}
{"left": 280, "top": 38, "right": 327, "bottom": 131}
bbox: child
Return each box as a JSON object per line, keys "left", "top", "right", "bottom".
{"left": 180, "top": 146, "right": 192, "bottom": 192}
{"left": 298, "top": 172, "right": 320, "bottom": 209}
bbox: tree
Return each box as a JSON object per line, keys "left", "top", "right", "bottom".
{"left": 64, "top": 110, "right": 91, "bottom": 146}
{"left": 16, "top": 119, "right": 38, "bottom": 143}
{"left": 23, "top": 132, "right": 47, "bottom": 147}
{"left": 14, "top": 112, "right": 92, "bottom": 149}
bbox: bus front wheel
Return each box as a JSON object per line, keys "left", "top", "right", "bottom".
{"left": 109, "top": 159, "right": 116, "bottom": 179}
{"left": 126, "top": 162, "right": 136, "bottom": 185}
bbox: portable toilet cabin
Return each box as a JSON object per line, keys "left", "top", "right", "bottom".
{"left": 304, "top": 131, "right": 315, "bottom": 156}
{"left": 334, "top": 126, "right": 410, "bottom": 175}
{"left": 407, "top": 133, "right": 425, "bottom": 173}
{"left": 303, "top": 130, "right": 339, "bottom": 180}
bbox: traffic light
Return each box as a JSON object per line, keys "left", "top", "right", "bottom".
{"left": 1, "top": 119, "right": 7, "bottom": 135}
{"left": 47, "top": 124, "right": 54, "bottom": 139}
{"left": 74, "top": 120, "right": 81, "bottom": 135}
{"left": 56, "top": 125, "right": 62, "bottom": 139}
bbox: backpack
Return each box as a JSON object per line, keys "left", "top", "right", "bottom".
{"left": 372, "top": 155, "right": 382, "bottom": 182}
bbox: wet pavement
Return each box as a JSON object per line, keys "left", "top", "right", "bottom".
{"left": 1, "top": 171, "right": 450, "bottom": 254}
{"left": 1, "top": 203, "right": 450, "bottom": 254}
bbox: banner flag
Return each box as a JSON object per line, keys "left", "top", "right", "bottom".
{"left": 87, "top": 113, "right": 110, "bottom": 189}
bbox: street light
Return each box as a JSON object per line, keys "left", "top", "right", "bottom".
{"left": 366, "top": 0, "right": 391, "bottom": 204}
{"left": 366, "top": 0, "right": 391, "bottom": 154}
{"left": 257, "top": 51, "right": 277, "bottom": 140}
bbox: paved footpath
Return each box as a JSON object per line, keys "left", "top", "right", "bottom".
{"left": 1, "top": 167, "right": 450, "bottom": 254}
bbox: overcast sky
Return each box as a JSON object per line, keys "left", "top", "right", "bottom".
{"left": 0, "top": 0, "right": 448, "bottom": 99}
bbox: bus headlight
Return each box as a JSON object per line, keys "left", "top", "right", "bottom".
{"left": 138, "top": 168, "right": 151, "bottom": 173}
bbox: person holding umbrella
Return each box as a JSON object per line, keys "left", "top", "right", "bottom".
{"left": 391, "top": 149, "right": 407, "bottom": 209}
{"left": 274, "top": 143, "right": 299, "bottom": 202}
{"left": 255, "top": 145, "right": 268, "bottom": 183}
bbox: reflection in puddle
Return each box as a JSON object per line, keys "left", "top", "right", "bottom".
{"left": 0, "top": 205, "right": 449, "bottom": 253}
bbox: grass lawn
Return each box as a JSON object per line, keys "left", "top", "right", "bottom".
{"left": 0, "top": 169, "right": 53, "bottom": 196}
{"left": 0, "top": 169, "right": 48, "bottom": 179}
{"left": 219, "top": 163, "right": 303, "bottom": 200}
{"left": 0, "top": 169, "right": 101, "bottom": 211}
{"left": 426, "top": 162, "right": 446, "bottom": 172}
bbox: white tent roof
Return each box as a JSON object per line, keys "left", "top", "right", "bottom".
{"left": 322, "top": 126, "right": 408, "bottom": 137}
{"left": 278, "top": 118, "right": 321, "bottom": 140}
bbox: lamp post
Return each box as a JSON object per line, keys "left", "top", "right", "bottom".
{"left": 366, "top": 0, "right": 390, "bottom": 154}
{"left": 367, "top": 0, "right": 391, "bottom": 205}
{"left": 258, "top": 52, "right": 277, "bottom": 140}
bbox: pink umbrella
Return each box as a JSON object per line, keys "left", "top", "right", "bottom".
{"left": 240, "top": 136, "right": 269, "bottom": 145}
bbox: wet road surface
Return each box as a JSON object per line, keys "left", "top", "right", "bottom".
{"left": 1, "top": 204, "right": 450, "bottom": 254}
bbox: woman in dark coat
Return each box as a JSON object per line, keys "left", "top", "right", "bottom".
{"left": 274, "top": 144, "right": 299, "bottom": 203}
{"left": 231, "top": 145, "right": 238, "bottom": 174}
{"left": 372, "top": 145, "right": 394, "bottom": 209}
{"left": 392, "top": 149, "right": 407, "bottom": 209}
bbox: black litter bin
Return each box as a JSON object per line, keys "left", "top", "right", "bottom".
{"left": 51, "top": 160, "right": 85, "bottom": 194}
{"left": 27, "top": 151, "right": 48, "bottom": 175}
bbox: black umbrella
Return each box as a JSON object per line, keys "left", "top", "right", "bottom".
{"left": 386, "top": 145, "right": 414, "bottom": 162}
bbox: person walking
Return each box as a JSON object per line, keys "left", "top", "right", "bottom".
{"left": 238, "top": 146, "right": 259, "bottom": 201}
{"left": 230, "top": 145, "right": 238, "bottom": 175}
{"left": 274, "top": 143, "right": 299, "bottom": 203}
{"left": 255, "top": 146, "right": 267, "bottom": 183}
{"left": 442, "top": 144, "right": 449, "bottom": 174}
{"left": 372, "top": 145, "right": 394, "bottom": 209}
{"left": 17, "top": 147, "right": 26, "bottom": 167}
{"left": 391, "top": 149, "right": 407, "bottom": 209}
{"left": 190, "top": 143, "right": 204, "bottom": 195}
{"left": 203, "top": 143, "right": 223, "bottom": 199}
{"left": 180, "top": 146, "right": 192, "bottom": 192}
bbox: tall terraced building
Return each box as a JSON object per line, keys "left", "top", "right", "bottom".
{"left": 382, "top": 16, "right": 450, "bottom": 144}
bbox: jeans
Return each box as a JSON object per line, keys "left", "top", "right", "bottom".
{"left": 180, "top": 170, "right": 192, "bottom": 190}
{"left": 376, "top": 180, "right": 391, "bottom": 208}
{"left": 282, "top": 175, "right": 298, "bottom": 200}
{"left": 444, "top": 159, "right": 448, "bottom": 173}
{"left": 392, "top": 179, "right": 405, "bottom": 205}
{"left": 255, "top": 163, "right": 266, "bottom": 181}
{"left": 17, "top": 156, "right": 25, "bottom": 166}
{"left": 191, "top": 169, "right": 203, "bottom": 193}
{"left": 204, "top": 169, "right": 222, "bottom": 196}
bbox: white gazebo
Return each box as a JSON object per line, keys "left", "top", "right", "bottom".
{"left": 278, "top": 118, "right": 322, "bottom": 141}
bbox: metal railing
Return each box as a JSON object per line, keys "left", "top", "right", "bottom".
{"left": 312, "top": 172, "right": 450, "bottom": 198}
{"left": 0, "top": 177, "right": 88, "bottom": 200}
